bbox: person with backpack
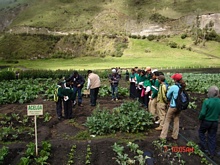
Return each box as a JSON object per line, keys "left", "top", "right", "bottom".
{"left": 198, "top": 86, "right": 220, "bottom": 158}
{"left": 155, "top": 75, "right": 168, "bottom": 131}
{"left": 159, "top": 73, "right": 185, "bottom": 141}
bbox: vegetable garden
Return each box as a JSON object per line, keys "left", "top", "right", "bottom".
{"left": 0, "top": 68, "right": 220, "bottom": 165}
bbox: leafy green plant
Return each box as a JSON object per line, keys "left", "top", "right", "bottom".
{"left": 85, "top": 101, "right": 153, "bottom": 135}
{"left": 43, "top": 112, "right": 52, "bottom": 122}
{"left": 0, "top": 146, "right": 9, "bottom": 164}
{"left": 113, "top": 142, "right": 150, "bottom": 165}
{"left": 85, "top": 144, "right": 92, "bottom": 164}
{"left": 67, "top": 145, "right": 77, "bottom": 165}
{"left": 187, "top": 141, "right": 210, "bottom": 165}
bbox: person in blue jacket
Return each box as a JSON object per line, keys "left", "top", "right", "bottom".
{"left": 160, "top": 73, "right": 184, "bottom": 141}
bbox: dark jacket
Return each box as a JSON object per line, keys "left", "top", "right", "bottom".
{"left": 109, "top": 73, "right": 120, "bottom": 86}
{"left": 67, "top": 74, "right": 85, "bottom": 88}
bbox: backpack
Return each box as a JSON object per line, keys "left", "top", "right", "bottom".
{"left": 175, "top": 86, "right": 189, "bottom": 111}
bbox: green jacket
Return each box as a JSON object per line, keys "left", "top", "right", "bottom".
{"left": 143, "top": 79, "right": 151, "bottom": 88}
{"left": 58, "top": 87, "right": 74, "bottom": 101}
{"left": 199, "top": 98, "right": 220, "bottom": 121}
{"left": 151, "top": 79, "right": 160, "bottom": 99}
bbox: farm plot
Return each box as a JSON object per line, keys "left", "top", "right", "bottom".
{"left": 0, "top": 69, "right": 220, "bottom": 165}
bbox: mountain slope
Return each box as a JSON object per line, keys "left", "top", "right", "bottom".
{"left": 1, "top": 0, "right": 220, "bottom": 33}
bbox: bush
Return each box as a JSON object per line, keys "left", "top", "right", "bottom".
{"left": 147, "top": 35, "right": 157, "bottom": 41}
{"left": 0, "top": 71, "right": 15, "bottom": 81}
{"left": 85, "top": 101, "right": 153, "bottom": 135}
{"left": 181, "top": 33, "right": 187, "bottom": 39}
{"left": 169, "top": 41, "right": 178, "bottom": 48}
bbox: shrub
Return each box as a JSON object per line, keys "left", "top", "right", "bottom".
{"left": 85, "top": 101, "right": 153, "bottom": 135}
{"left": 169, "top": 41, "right": 178, "bottom": 48}
{"left": 181, "top": 33, "right": 187, "bottom": 39}
{"left": 0, "top": 71, "right": 15, "bottom": 81}
{"left": 147, "top": 35, "right": 156, "bottom": 41}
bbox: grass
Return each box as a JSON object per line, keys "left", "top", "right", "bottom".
{"left": 2, "top": 37, "right": 219, "bottom": 70}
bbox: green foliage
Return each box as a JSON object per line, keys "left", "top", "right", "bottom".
{"left": 147, "top": 35, "right": 157, "bottom": 41}
{"left": 181, "top": 34, "right": 187, "bottom": 39}
{"left": 0, "top": 34, "right": 60, "bottom": 59}
{"left": 112, "top": 142, "right": 150, "bottom": 165}
{"left": 19, "top": 141, "right": 51, "bottom": 165}
{"left": 85, "top": 101, "right": 153, "bottom": 135}
{"left": 0, "top": 71, "right": 15, "bottom": 81}
{"left": 0, "top": 146, "right": 9, "bottom": 164}
{"left": 149, "top": 13, "right": 171, "bottom": 24}
{"left": 0, "top": 113, "right": 34, "bottom": 142}
{"left": 67, "top": 145, "right": 77, "bottom": 165}
{"left": 168, "top": 41, "right": 178, "bottom": 48}
{"left": 0, "top": 78, "right": 57, "bottom": 104}
{"left": 187, "top": 141, "right": 210, "bottom": 165}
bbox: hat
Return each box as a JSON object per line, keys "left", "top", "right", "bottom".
{"left": 152, "top": 69, "right": 158, "bottom": 73}
{"left": 112, "top": 69, "right": 116, "bottom": 73}
{"left": 171, "top": 73, "right": 182, "bottom": 81}
{"left": 158, "top": 75, "right": 165, "bottom": 81}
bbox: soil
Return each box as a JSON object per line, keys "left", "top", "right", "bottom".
{"left": 1, "top": 69, "right": 220, "bottom": 165}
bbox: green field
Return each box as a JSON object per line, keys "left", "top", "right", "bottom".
{"left": 1, "top": 37, "right": 219, "bottom": 70}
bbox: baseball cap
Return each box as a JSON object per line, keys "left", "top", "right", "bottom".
{"left": 171, "top": 73, "right": 182, "bottom": 81}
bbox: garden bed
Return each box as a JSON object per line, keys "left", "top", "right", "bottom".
{"left": 0, "top": 94, "right": 219, "bottom": 165}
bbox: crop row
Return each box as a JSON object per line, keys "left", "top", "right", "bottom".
{"left": 0, "top": 73, "right": 219, "bottom": 105}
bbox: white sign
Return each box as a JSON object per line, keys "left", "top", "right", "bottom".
{"left": 27, "top": 104, "right": 43, "bottom": 116}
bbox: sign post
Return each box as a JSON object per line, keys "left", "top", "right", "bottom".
{"left": 27, "top": 104, "right": 43, "bottom": 156}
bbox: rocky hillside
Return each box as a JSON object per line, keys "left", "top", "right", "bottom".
{"left": 1, "top": 0, "right": 220, "bottom": 35}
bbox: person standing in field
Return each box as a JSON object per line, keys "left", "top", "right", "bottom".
{"left": 148, "top": 71, "right": 160, "bottom": 120}
{"left": 67, "top": 71, "right": 85, "bottom": 107}
{"left": 57, "top": 82, "right": 74, "bottom": 119}
{"left": 160, "top": 73, "right": 184, "bottom": 141}
{"left": 198, "top": 86, "right": 220, "bottom": 158}
{"left": 155, "top": 75, "right": 168, "bottom": 131}
{"left": 87, "top": 70, "right": 101, "bottom": 106}
{"left": 109, "top": 68, "right": 120, "bottom": 101}
{"left": 54, "top": 81, "right": 64, "bottom": 120}
{"left": 129, "top": 68, "right": 137, "bottom": 99}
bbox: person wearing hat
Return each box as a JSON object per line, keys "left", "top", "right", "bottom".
{"left": 155, "top": 75, "right": 168, "bottom": 131}
{"left": 87, "top": 70, "right": 101, "bottom": 106}
{"left": 198, "top": 86, "right": 220, "bottom": 158}
{"left": 160, "top": 73, "right": 183, "bottom": 141}
{"left": 109, "top": 68, "right": 120, "bottom": 101}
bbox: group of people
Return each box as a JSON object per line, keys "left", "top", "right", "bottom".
{"left": 54, "top": 67, "right": 220, "bottom": 158}
{"left": 128, "top": 67, "right": 183, "bottom": 137}
{"left": 55, "top": 70, "right": 101, "bottom": 119}
{"left": 128, "top": 66, "right": 220, "bottom": 158}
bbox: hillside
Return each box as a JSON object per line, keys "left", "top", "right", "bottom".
{"left": 0, "top": 0, "right": 220, "bottom": 67}
{"left": 1, "top": 0, "right": 220, "bottom": 34}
